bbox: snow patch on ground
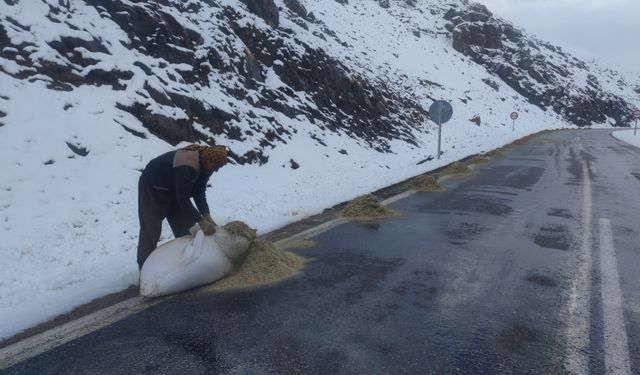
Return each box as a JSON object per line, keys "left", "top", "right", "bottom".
{"left": 612, "top": 129, "right": 640, "bottom": 148}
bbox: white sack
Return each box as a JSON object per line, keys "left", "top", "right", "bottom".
{"left": 140, "top": 228, "right": 250, "bottom": 298}
{"left": 190, "top": 225, "right": 250, "bottom": 261}
{"left": 214, "top": 228, "right": 251, "bottom": 261}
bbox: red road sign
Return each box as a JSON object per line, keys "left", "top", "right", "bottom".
{"left": 510, "top": 112, "right": 519, "bottom": 120}
{"left": 632, "top": 109, "right": 640, "bottom": 119}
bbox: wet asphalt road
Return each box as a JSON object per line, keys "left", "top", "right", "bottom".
{"left": 6, "top": 129, "right": 640, "bottom": 374}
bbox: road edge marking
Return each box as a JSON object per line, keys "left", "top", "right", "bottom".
{"left": 599, "top": 218, "right": 632, "bottom": 375}
{"left": 565, "top": 160, "right": 592, "bottom": 375}
{"left": 0, "top": 297, "right": 163, "bottom": 369}
{"left": 0, "top": 189, "right": 418, "bottom": 369}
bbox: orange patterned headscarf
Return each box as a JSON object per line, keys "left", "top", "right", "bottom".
{"left": 182, "top": 144, "right": 228, "bottom": 169}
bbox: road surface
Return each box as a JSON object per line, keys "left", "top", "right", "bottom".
{"left": 4, "top": 129, "right": 640, "bottom": 374}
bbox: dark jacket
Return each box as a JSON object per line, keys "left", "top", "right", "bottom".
{"left": 141, "top": 150, "right": 211, "bottom": 222}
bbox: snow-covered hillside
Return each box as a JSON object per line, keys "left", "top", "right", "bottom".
{"left": 0, "top": 0, "right": 638, "bottom": 340}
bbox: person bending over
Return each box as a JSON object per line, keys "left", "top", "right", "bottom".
{"left": 137, "top": 144, "right": 228, "bottom": 270}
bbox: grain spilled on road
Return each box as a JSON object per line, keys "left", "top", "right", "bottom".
{"left": 406, "top": 175, "right": 445, "bottom": 192}
{"left": 341, "top": 194, "right": 399, "bottom": 220}
{"left": 202, "top": 240, "right": 307, "bottom": 293}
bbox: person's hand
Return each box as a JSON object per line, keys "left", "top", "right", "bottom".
{"left": 199, "top": 219, "right": 216, "bottom": 235}
{"left": 203, "top": 214, "right": 216, "bottom": 226}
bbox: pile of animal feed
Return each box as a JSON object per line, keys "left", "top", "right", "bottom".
{"left": 406, "top": 175, "right": 445, "bottom": 192}
{"left": 486, "top": 147, "right": 508, "bottom": 158}
{"left": 341, "top": 194, "right": 399, "bottom": 220}
{"left": 465, "top": 155, "right": 490, "bottom": 165}
{"left": 203, "top": 240, "right": 306, "bottom": 292}
{"left": 512, "top": 134, "right": 536, "bottom": 146}
{"left": 223, "top": 221, "right": 257, "bottom": 240}
{"left": 438, "top": 161, "right": 472, "bottom": 176}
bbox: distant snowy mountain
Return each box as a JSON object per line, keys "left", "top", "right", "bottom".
{"left": 445, "top": 3, "right": 637, "bottom": 127}
{"left": 0, "top": 0, "right": 638, "bottom": 341}
{"left": 2, "top": 0, "right": 637, "bottom": 162}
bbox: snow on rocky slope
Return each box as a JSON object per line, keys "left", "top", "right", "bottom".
{"left": 0, "top": 0, "right": 638, "bottom": 340}
{"left": 445, "top": 3, "right": 638, "bottom": 126}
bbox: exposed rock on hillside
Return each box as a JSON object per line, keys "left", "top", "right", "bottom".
{"left": 241, "top": 0, "right": 280, "bottom": 28}
{"left": 0, "top": 0, "right": 424, "bottom": 164}
{"left": 283, "top": 0, "right": 308, "bottom": 19}
{"left": 0, "top": 0, "right": 637, "bottom": 168}
{"left": 445, "top": 3, "right": 633, "bottom": 126}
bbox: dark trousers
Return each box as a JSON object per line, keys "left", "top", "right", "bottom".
{"left": 137, "top": 176, "right": 196, "bottom": 270}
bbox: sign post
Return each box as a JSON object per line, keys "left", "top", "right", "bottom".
{"left": 510, "top": 111, "right": 519, "bottom": 132}
{"left": 632, "top": 110, "right": 640, "bottom": 136}
{"left": 428, "top": 100, "right": 453, "bottom": 159}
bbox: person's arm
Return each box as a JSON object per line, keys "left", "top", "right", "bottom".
{"left": 173, "top": 166, "right": 202, "bottom": 223}
{"left": 192, "top": 174, "right": 210, "bottom": 216}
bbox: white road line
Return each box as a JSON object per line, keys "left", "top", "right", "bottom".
{"left": 273, "top": 217, "right": 347, "bottom": 247}
{"left": 0, "top": 297, "right": 163, "bottom": 369}
{"left": 381, "top": 190, "right": 416, "bottom": 206}
{"left": 0, "top": 188, "right": 404, "bottom": 369}
{"left": 566, "top": 161, "right": 592, "bottom": 375}
{"left": 599, "top": 218, "right": 632, "bottom": 375}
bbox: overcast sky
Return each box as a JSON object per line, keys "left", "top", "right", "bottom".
{"left": 474, "top": 0, "right": 640, "bottom": 74}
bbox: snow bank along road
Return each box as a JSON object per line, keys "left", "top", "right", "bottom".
{"left": 3, "top": 129, "right": 640, "bottom": 374}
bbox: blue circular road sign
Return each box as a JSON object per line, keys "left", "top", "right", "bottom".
{"left": 429, "top": 100, "right": 453, "bottom": 125}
